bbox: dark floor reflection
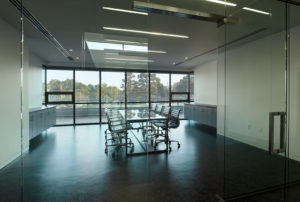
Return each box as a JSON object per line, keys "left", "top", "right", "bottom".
{"left": 0, "top": 121, "right": 218, "bottom": 202}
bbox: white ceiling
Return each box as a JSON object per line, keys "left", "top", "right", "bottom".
{"left": 1, "top": 0, "right": 300, "bottom": 71}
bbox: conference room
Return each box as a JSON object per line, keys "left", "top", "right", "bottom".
{"left": 3, "top": 0, "right": 300, "bottom": 201}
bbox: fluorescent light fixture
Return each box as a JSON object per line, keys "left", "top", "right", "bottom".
{"left": 103, "top": 27, "right": 189, "bottom": 39}
{"left": 206, "top": 0, "right": 237, "bottom": 7}
{"left": 242, "top": 7, "right": 272, "bottom": 16}
{"left": 124, "top": 44, "right": 148, "bottom": 52}
{"left": 102, "top": 6, "right": 148, "bottom": 15}
{"left": 86, "top": 41, "right": 123, "bottom": 51}
{"left": 105, "top": 57, "right": 154, "bottom": 62}
{"left": 105, "top": 39, "right": 148, "bottom": 45}
{"left": 148, "top": 50, "right": 166, "bottom": 54}
{"left": 105, "top": 52, "right": 119, "bottom": 55}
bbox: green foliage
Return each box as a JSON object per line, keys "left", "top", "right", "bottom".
{"left": 46, "top": 73, "right": 189, "bottom": 103}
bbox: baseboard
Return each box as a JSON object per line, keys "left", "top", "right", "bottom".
{"left": 0, "top": 146, "right": 29, "bottom": 170}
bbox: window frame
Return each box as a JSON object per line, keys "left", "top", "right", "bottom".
{"left": 44, "top": 66, "right": 194, "bottom": 126}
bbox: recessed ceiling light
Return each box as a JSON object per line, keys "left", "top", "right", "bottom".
{"left": 103, "top": 27, "right": 189, "bottom": 39}
{"left": 86, "top": 41, "right": 123, "bottom": 51}
{"left": 105, "top": 39, "right": 148, "bottom": 45}
{"left": 242, "top": 7, "right": 272, "bottom": 16}
{"left": 206, "top": 0, "right": 237, "bottom": 7}
{"left": 69, "top": 49, "right": 73, "bottom": 52}
{"left": 105, "top": 57, "right": 154, "bottom": 63}
{"left": 76, "top": 57, "right": 80, "bottom": 60}
{"left": 105, "top": 52, "right": 119, "bottom": 55}
{"left": 148, "top": 50, "right": 167, "bottom": 54}
{"left": 173, "top": 62, "right": 176, "bottom": 65}
{"left": 185, "top": 57, "right": 189, "bottom": 60}
{"left": 102, "top": 6, "right": 148, "bottom": 15}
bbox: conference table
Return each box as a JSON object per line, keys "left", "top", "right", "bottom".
{"left": 118, "top": 109, "right": 169, "bottom": 156}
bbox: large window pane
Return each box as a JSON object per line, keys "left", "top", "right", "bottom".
{"left": 49, "top": 104, "right": 74, "bottom": 125}
{"left": 101, "top": 72, "right": 125, "bottom": 122}
{"left": 127, "top": 72, "right": 148, "bottom": 102}
{"left": 150, "top": 73, "right": 169, "bottom": 102}
{"left": 101, "top": 72, "right": 125, "bottom": 103}
{"left": 171, "top": 74, "right": 189, "bottom": 92}
{"left": 75, "top": 104, "right": 99, "bottom": 124}
{"left": 47, "top": 70, "right": 73, "bottom": 92}
{"left": 75, "top": 71, "right": 99, "bottom": 103}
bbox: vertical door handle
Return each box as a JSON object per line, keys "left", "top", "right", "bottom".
{"left": 269, "top": 112, "right": 286, "bottom": 154}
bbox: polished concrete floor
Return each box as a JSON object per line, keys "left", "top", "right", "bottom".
{"left": 0, "top": 121, "right": 218, "bottom": 202}
{"left": 2, "top": 121, "right": 300, "bottom": 201}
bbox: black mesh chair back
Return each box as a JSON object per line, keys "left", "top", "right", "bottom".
{"left": 169, "top": 109, "right": 181, "bottom": 128}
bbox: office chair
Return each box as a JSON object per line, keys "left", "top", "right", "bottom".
{"left": 105, "top": 109, "right": 134, "bottom": 156}
{"left": 152, "top": 109, "right": 181, "bottom": 151}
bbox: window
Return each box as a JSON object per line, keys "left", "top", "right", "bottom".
{"left": 101, "top": 72, "right": 125, "bottom": 122}
{"left": 127, "top": 72, "right": 148, "bottom": 103}
{"left": 75, "top": 71, "right": 99, "bottom": 103}
{"left": 150, "top": 73, "right": 169, "bottom": 102}
{"left": 44, "top": 68, "right": 193, "bottom": 125}
{"left": 171, "top": 74, "right": 189, "bottom": 92}
{"left": 46, "top": 69, "right": 74, "bottom": 125}
{"left": 47, "top": 70, "right": 73, "bottom": 92}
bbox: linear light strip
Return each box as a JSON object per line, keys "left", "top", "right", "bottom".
{"left": 105, "top": 57, "right": 154, "bottom": 62}
{"left": 102, "top": 6, "right": 148, "bottom": 15}
{"left": 206, "top": 0, "right": 236, "bottom": 7}
{"left": 103, "top": 27, "right": 189, "bottom": 39}
{"left": 148, "top": 50, "right": 166, "bottom": 54}
{"left": 105, "top": 39, "right": 148, "bottom": 45}
{"left": 242, "top": 7, "right": 272, "bottom": 16}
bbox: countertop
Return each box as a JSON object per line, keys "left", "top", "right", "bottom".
{"left": 29, "top": 106, "right": 56, "bottom": 112}
{"left": 184, "top": 103, "right": 217, "bottom": 108}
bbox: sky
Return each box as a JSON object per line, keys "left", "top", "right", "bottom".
{"left": 46, "top": 70, "right": 183, "bottom": 88}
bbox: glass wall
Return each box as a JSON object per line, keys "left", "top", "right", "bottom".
{"left": 218, "top": 0, "right": 288, "bottom": 200}
{"left": 44, "top": 69, "right": 193, "bottom": 125}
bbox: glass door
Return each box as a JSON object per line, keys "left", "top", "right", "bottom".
{"left": 218, "top": 0, "right": 288, "bottom": 200}
{"left": 286, "top": 1, "right": 300, "bottom": 200}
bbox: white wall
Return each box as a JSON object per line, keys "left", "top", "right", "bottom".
{"left": 27, "top": 51, "right": 44, "bottom": 108}
{"left": 193, "top": 60, "right": 217, "bottom": 105}
{"left": 0, "top": 18, "right": 43, "bottom": 170}
{"left": 0, "top": 18, "right": 23, "bottom": 169}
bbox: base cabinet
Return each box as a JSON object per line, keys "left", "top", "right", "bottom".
{"left": 29, "top": 106, "right": 56, "bottom": 140}
{"left": 184, "top": 103, "right": 217, "bottom": 127}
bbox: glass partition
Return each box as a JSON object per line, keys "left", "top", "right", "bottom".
{"left": 219, "top": 0, "right": 287, "bottom": 200}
